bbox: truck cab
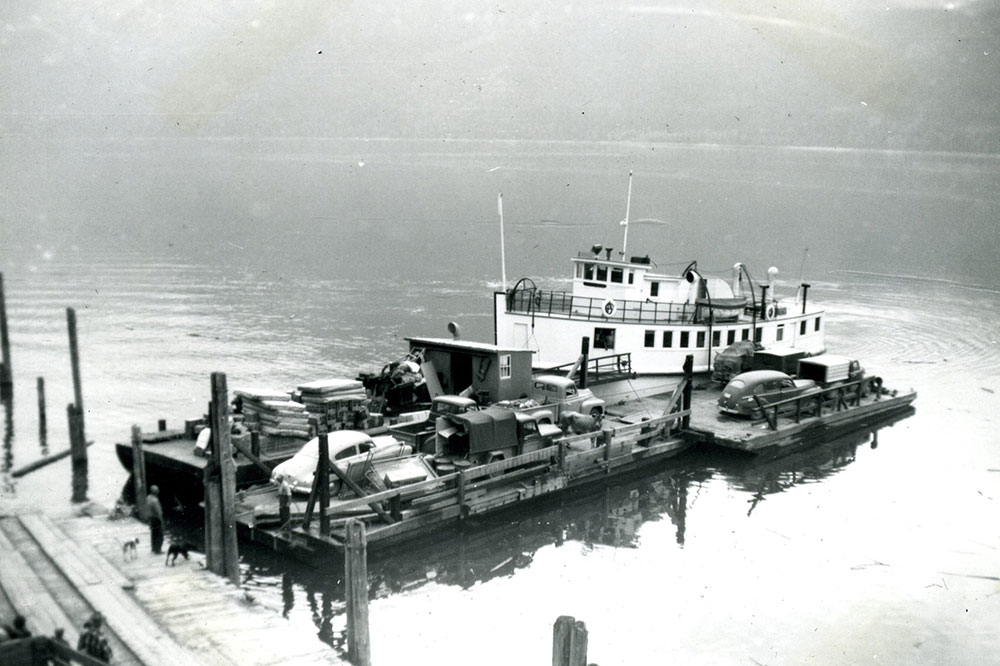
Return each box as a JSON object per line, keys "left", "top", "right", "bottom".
{"left": 435, "top": 406, "right": 561, "bottom": 467}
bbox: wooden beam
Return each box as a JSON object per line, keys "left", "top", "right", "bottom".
{"left": 37, "top": 377, "right": 46, "bottom": 444}
{"left": 209, "top": 371, "right": 240, "bottom": 585}
{"left": 229, "top": 435, "right": 274, "bottom": 477}
{"left": 66, "top": 308, "right": 84, "bottom": 441}
{"left": 327, "top": 459, "right": 395, "bottom": 525}
{"left": 9, "top": 440, "right": 94, "bottom": 478}
{"left": 318, "top": 433, "right": 330, "bottom": 537}
{"left": 131, "top": 425, "right": 147, "bottom": 520}
{"left": 552, "top": 616, "right": 588, "bottom": 666}
{"left": 0, "top": 272, "right": 12, "bottom": 395}
{"left": 345, "top": 519, "right": 372, "bottom": 666}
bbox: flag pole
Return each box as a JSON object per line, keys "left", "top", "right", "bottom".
{"left": 498, "top": 193, "right": 507, "bottom": 291}
{"left": 621, "top": 170, "right": 633, "bottom": 259}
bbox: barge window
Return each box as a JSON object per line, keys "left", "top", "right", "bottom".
{"left": 754, "top": 327, "right": 762, "bottom": 343}
{"left": 499, "top": 354, "right": 511, "bottom": 380}
{"left": 596, "top": 265, "right": 608, "bottom": 281}
{"left": 662, "top": 331, "right": 673, "bottom": 348}
{"left": 584, "top": 264, "right": 594, "bottom": 280}
{"left": 628, "top": 271, "right": 634, "bottom": 284}
{"left": 727, "top": 330, "right": 736, "bottom": 345}
{"left": 680, "top": 331, "right": 690, "bottom": 348}
{"left": 776, "top": 325, "right": 784, "bottom": 342}
{"left": 650, "top": 282, "right": 659, "bottom": 297}
{"left": 594, "top": 327, "right": 615, "bottom": 350}
{"left": 611, "top": 267, "right": 623, "bottom": 283}
{"left": 800, "top": 320, "right": 806, "bottom": 336}
{"left": 741, "top": 328, "right": 749, "bottom": 341}
{"left": 696, "top": 332, "right": 706, "bottom": 348}
{"left": 644, "top": 330, "right": 655, "bottom": 348}
{"left": 815, "top": 317, "right": 821, "bottom": 331}
{"left": 712, "top": 331, "right": 721, "bottom": 347}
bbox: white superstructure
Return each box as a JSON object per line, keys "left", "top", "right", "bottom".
{"left": 494, "top": 248, "right": 826, "bottom": 375}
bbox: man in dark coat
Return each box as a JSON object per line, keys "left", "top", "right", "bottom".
{"left": 147, "top": 485, "right": 164, "bottom": 554}
{"left": 77, "top": 613, "right": 112, "bottom": 663}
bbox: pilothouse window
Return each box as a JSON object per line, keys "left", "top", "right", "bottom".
{"left": 611, "top": 268, "right": 623, "bottom": 283}
{"left": 584, "top": 264, "right": 594, "bottom": 280}
{"left": 596, "top": 266, "right": 608, "bottom": 281}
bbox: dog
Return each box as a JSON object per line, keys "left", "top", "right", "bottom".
{"left": 165, "top": 542, "right": 195, "bottom": 566}
{"left": 122, "top": 538, "right": 140, "bottom": 561}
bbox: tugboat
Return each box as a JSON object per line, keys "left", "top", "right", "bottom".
{"left": 493, "top": 176, "right": 826, "bottom": 375}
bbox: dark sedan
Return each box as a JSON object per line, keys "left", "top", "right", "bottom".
{"left": 718, "top": 370, "right": 819, "bottom": 418}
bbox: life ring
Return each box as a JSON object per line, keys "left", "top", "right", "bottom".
{"left": 602, "top": 299, "right": 618, "bottom": 317}
{"left": 765, "top": 303, "right": 776, "bottom": 320}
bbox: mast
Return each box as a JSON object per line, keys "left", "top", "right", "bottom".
{"left": 498, "top": 192, "right": 507, "bottom": 291}
{"left": 621, "top": 170, "right": 633, "bottom": 259}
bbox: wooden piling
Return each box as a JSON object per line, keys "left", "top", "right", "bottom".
{"left": 552, "top": 615, "right": 589, "bottom": 666}
{"left": 131, "top": 425, "right": 147, "bottom": 520}
{"left": 250, "top": 430, "right": 261, "bottom": 458}
{"left": 682, "top": 354, "right": 694, "bottom": 429}
{"left": 66, "top": 308, "right": 84, "bottom": 442}
{"left": 67, "top": 404, "right": 87, "bottom": 503}
{"left": 205, "top": 372, "right": 240, "bottom": 585}
{"left": 0, "top": 272, "right": 11, "bottom": 397}
{"left": 37, "top": 377, "right": 46, "bottom": 446}
{"left": 318, "top": 432, "right": 330, "bottom": 537}
{"left": 579, "top": 336, "right": 590, "bottom": 389}
{"left": 345, "top": 519, "right": 371, "bottom": 666}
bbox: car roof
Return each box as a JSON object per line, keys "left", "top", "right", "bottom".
{"left": 730, "top": 370, "right": 792, "bottom": 383}
{"left": 533, "top": 375, "right": 575, "bottom": 387}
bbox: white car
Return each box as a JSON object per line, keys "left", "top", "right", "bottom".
{"left": 270, "top": 430, "right": 412, "bottom": 494}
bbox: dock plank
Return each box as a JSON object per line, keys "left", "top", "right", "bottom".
{"left": 0, "top": 526, "right": 79, "bottom": 643}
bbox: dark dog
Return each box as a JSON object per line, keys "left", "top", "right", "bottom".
{"left": 122, "top": 538, "right": 140, "bottom": 561}
{"left": 165, "top": 542, "right": 195, "bottom": 566}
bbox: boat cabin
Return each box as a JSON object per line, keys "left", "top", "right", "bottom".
{"left": 406, "top": 337, "right": 533, "bottom": 405}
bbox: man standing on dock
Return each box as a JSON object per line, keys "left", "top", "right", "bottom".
{"left": 147, "top": 485, "right": 164, "bottom": 554}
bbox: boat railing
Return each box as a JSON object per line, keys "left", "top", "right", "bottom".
{"left": 752, "top": 376, "right": 887, "bottom": 431}
{"left": 540, "top": 352, "right": 636, "bottom": 386}
{"left": 297, "top": 408, "right": 691, "bottom": 532}
{"left": 506, "top": 288, "right": 698, "bottom": 324}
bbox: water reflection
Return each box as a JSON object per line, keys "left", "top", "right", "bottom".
{"left": 239, "top": 412, "right": 911, "bottom": 652}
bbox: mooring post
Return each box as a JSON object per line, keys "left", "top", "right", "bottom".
{"left": 131, "top": 425, "right": 147, "bottom": 520}
{"left": 318, "top": 432, "right": 330, "bottom": 537}
{"left": 345, "top": 519, "right": 372, "bottom": 666}
{"left": 579, "top": 337, "right": 590, "bottom": 389}
{"left": 37, "top": 377, "right": 47, "bottom": 446}
{"left": 68, "top": 403, "right": 88, "bottom": 503}
{"left": 552, "top": 615, "right": 589, "bottom": 666}
{"left": 278, "top": 483, "right": 291, "bottom": 527}
{"left": 682, "top": 354, "right": 694, "bottom": 429}
{"left": 66, "top": 308, "right": 85, "bottom": 443}
{"left": 207, "top": 372, "right": 240, "bottom": 585}
{"left": 0, "top": 273, "right": 12, "bottom": 398}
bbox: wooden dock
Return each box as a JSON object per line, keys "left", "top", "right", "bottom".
{"left": 0, "top": 505, "right": 338, "bottom": 665}
{"left": 684, "top": 377, "right": 917, "bottom": 452}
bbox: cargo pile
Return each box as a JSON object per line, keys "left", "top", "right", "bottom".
{"left": 295, "top": 378, "right": 373, "bottom": 433}
{"left": 234, "top": 387, "right": 311, "bottom": 438}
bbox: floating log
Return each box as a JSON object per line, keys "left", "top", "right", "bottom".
{"left": 9, "top": 440, "right": 94, "bottom": 478}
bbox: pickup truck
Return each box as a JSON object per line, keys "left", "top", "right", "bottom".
{"left": 435, "top": 406, "right": 563, "bottom": 467}
{"left": 796, "top": 355, "right": 865, "bottom": 388}
{"left": 387, "top": 395, "right": 480, "bottom": 453}
{"left": 493, "top": 375, "right": 605, "bottom": 424}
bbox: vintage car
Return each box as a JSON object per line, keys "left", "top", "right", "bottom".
{"left": 718, "top": 370, "right": 819, "bottom": 418}
{"left": 270, "top": 430, "right": 412, "bottom": 494}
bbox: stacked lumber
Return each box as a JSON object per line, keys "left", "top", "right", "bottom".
{"left": 234, "top": 387, "right": 307, "bottom": 436}
{"left": 296, "top": 378, "right": 370, "bottom": 432}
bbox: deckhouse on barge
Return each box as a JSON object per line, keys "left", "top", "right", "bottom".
{"left": 494, "top": 248, "right": 826, "bottom": 375}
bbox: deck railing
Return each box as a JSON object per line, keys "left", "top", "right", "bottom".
{"left": 506, "top": 288, "right": 698, "bottom": 324}
{"left": 752, "top": 376, "right": 885, "bottom": 431}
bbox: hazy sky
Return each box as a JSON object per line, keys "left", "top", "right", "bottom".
{"left": 2, "top": 1, "right": 997, "bottom": 280}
